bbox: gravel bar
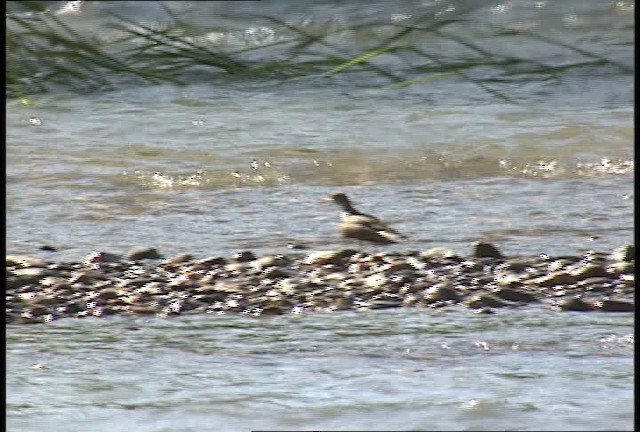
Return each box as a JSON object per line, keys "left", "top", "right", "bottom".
{"left": 6, "top": 243, "right": 635, "bottom": 324}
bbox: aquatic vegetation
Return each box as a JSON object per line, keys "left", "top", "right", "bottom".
{"left": 5, "top": 1, "right": 634, "bottom": 100}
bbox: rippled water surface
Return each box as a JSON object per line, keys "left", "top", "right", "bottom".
{"left": 6, "top": 309, "right": 634, "bottom": 431}
{"left": 6, "top": 0, "right": 634, "bottom": 430}
{"left": 6, "top": 1, "right": 635, "bottom": 262}
{"left": 6, "top": 94, "right": 634, "bottom": 260}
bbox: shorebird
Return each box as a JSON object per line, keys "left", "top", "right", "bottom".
{"left": 324, "top": 192, "right": 408, "bottom": 245}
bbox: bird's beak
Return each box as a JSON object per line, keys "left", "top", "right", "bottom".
{"left": 320, "top": 196, "right": 332, "bottom": 204}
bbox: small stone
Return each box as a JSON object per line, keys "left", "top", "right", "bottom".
{"left": 30, "top": 295, "right": 59, "bottom": 307}
{"left": 47, "top": 262, "right": 82, "bottom": 271}
{"left": 525, "top": 272, "right": 577, "bottom": 287}
{"left": 559, "top": 297, "right": 594, "bottom": 312}
{"left": 473, "top": 242, "right": 505, "bottom": 259}
{"left": 254, "top": 255, "right": 290, "bottom": 271}
{"left": 97, "top": 288, "right": 122, "bottom": 301}
{"left": 67, "top": 270, "right": 108, "bottom": 285}
{"left": 597, "top": 299, "right": 634, "bottom": 312}
{"left": 274, "top": 278, "right": 298, "bottom": 296}
{"left": 607, "top": 262, "right": 634, "bottom": 275}
{"left": 260, "top": 306, "right": 286, "bottom": 315}
{"left": 6, "top": 255, "right": 47, "bottom": 268}
{"left": 420, "top": 247, "right": 457, "bottom": 261}
{"left": 83, "top": 251, "right": 123, "bottom": 265}
{"left": 570, "top": 264, "right": 610, "bottom": 280}
{"left": 164, "top": 254, "right": 195, "bottom": 265}
{"left": 466, "top": 294, "right": 509, "bottom": 309}
{"left": 287, "top": 243, "right": 309, "bottom": 250}
{"left": 377, "top": 261, "right": 416, "bottom": 273}
{"left": 127, "top": 247, "right": 163, "bottom": 261}
{"left": 105, "top": 298, "right": 128, "bottom": 307}
{"left": 405, "top": 257, "right": 426, "bottom": 270}
{"left": 128, "top": 305, "right": 158, "bottom": 315}
{"left": 118, "top": 277, "right": 155, "bottom": 289}
{"left": 577, "top": 278, "right": 613, "bottom": 292}
{"left": 460, "top": 259, "right": 485, "bottom": 272}
{"left": 401, "top": 292, "right": 418, "bottom": 305}
{"left": 617, "top": 274, "right": 634, "bottom": 285}
{"left": 369, "top": 299, "right": 403, "bottom": 309}
{"left": 17, "top": 291, "right": 37, "bottom": 302}
{"left": 39, "top": 276, "right": 67, "bottom": 287}
{"left": 167, "top": 277, "right": 199, "bottom": 290}
{"left": 233, "top": 251, "right": 256, "bottom": 263}
{"left": 581, "top": 250, "right": 608, "bottom": 264}
{"left": 64, "top": 301, "right": 85, "bottom": 314}
{"left": 12, "top": 267, "right": 54, "bottom": 284}
{"left": 26, "top": 304, "right": 50, "bottom": 316}
{"left": 609, "top": 245, "right": 635, "bottom": 263}
{"left": 100, "top": 306, "right": 120, "bottom": 316}
{"left": 18, "top": 312, "right": 39, "bottom": 324}
{"left": 264, "top": 288, "right": 282, "bottom": 299}
{"left": 547, "top": 259, "right": 573, "bottom": 272}
{"left": 361, "top": 273, "right": 387, "bottom": 290}
{"left": 194, "top": 256, "right": 227, "bottom": 267}
{"left": 423, "top": 283, "right": 460, "bottom": 302}
{"left": 304, "top": 250, "right": 356, "bottom": 266}
{"left": 224, "top": 262, "right": 248, "bottom": 274}
{"left": 261, "top": 267, "right": 290, "bottom": 280}
{"left": 500, "top": 259, "right": 534, "bottom": 273}
{"left": 494, "top": 272, "right": 523, "bottom": 286}
{"left": 491, "top": 287, "right": 537, "bottom": 303}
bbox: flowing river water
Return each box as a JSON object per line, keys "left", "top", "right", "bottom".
{"left": 6, "top": 1, "right": 634, "bottom": 430}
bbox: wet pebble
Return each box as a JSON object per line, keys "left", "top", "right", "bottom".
{"left": 420, "top": 247, "right": 458, "bottom": 261}
{"left": 570, "top": 263, "right": 610, "bottom": 280}
{"left": 607, "top": 261, "right": 634, "bottom": 275}
{"left": 423, "top": 283, "right": 460, "bottom": 302}
{"left": 558, "top": 297, "right": 595, "bottom": 312}
{"left": 11, "top": 267, "right": 55, "bottom": 284}
{"left": 304, "top": 249, "right": 357, "bottom": 266}
{"left": 598, "top": 299, "right": 634, "bottom": 312}
{"left": 473, "top": 242, "right": 505, "bottom": 259}
{"left": 233, "top": 251, "right": 256, "bottom": 263}
{"left": 491, "top": 286, "right": 538, "bottom": 303}
{"left": 5, "top": 245, "right": 634, "bottom": 324}
{"left": 466, "top": 293, "right": 510, "bottom": 309}
{"left": 127, "top": 247, "right": 163, "bottom": 261}
{"left": 6, "top": 255, "right": 47, "bottom": 268}
{"left": 609, "top": 244, "right": 634, "bottom": 263}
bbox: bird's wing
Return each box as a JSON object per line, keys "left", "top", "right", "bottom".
{"left": 342, "top": 214, "right": 407, "bottom": 239}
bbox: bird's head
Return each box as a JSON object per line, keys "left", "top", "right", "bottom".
{"left": 322, "top": 192, "right": 357, "bottom": 213}
{"left": 330, "top": 192, "right": 348, "bottom": 202}
{"left": 322, "top": 192, "right": 349, "bottom": 206}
